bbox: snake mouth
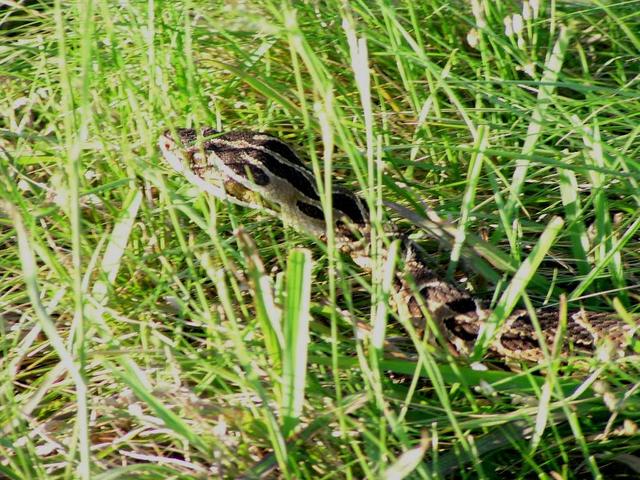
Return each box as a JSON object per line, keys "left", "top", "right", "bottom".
{"left": 159, "top": 131, "right": 193, "bottom": 174}
{"left": 223, "top": 178, "right": 259, "bottom": 204}
{"left": 220, "top": 177, "right": 281, "bottom": 216}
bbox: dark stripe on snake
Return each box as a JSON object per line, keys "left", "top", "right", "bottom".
{"left": 226, "top": 162, "right": 270, "bottom": 186}
{"left": 333, "top": 191, "right": 366, "bottom": 224}
{"left": 215, "top": 147, "right": 319, "bottom": 201}
{"left": 296, "top": 201, "right": 325, "bottom": 220}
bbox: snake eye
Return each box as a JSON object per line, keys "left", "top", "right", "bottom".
{"left": 226, "top": 162, "right": 270, "bottom": 186}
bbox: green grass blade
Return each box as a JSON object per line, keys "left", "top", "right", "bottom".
{"left": 503, "top": 25, "right": 570, "bottom": 223}
{"left": 557, "top": 167, "right": 590, "bottom": 276}
{"left": 447, "top": 124, "right": 489, "bottom": 277}
{"left": 236, "top": 228, "right": 284, "bottom": 365}
{"left": 3, "top": 200, "right": 90, "bottom": 475}
{"left": 570, "top": 214, "right": 640, "bottom": 300}
{"left": 281, "top": 248, "right": 312, "bottom": 437}
{"left": 107, "top": 359, "right": 209, "bottom": 453}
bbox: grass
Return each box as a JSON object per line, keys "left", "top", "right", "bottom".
{"left": 1, "top": 0, "right": 640, "bottom": 478}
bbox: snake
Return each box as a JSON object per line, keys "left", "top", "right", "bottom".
{"left": 158, "top": 128, "right": 638, "bottom": 363}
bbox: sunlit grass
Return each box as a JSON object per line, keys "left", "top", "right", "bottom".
{"left": 1, "top": 0, "right": 639, "bottom": 478}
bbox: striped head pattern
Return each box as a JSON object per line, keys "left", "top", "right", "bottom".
{"left": 159, "top": 128, "right": 368, "bottom": 236}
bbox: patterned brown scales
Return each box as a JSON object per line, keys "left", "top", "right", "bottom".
{"left": 159, "top": 128, "right": 638, "bottom": 363}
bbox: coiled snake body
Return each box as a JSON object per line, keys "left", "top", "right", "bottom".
{"left": 159, "top": 128, "right": 637, "bottom": 363}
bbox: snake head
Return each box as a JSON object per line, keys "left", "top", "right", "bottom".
{"left": 158, "top": 128, "right": 220, "bottom": 174}
{"left": 159, "top": 127, "right": 278, "bottom": 211}
{"left": 159, "top": 128, "right": 369, "bottom": 237}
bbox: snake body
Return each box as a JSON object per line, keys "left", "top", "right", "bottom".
{"left": 159, "top": 128, "right": 637, "bottom": 362}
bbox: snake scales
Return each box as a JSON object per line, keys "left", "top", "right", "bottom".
{"left": 159, "top": 128, "right": 638, "bottom": 363}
